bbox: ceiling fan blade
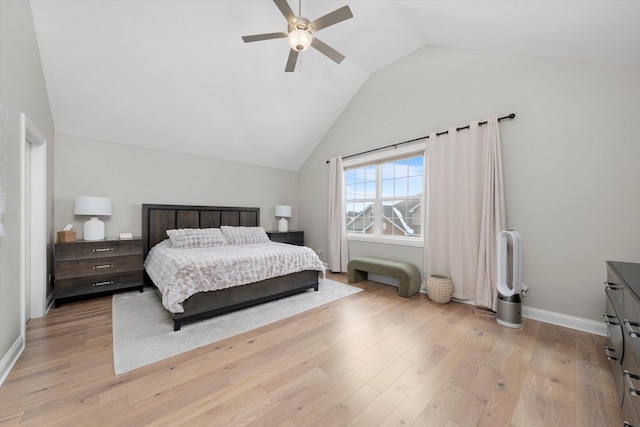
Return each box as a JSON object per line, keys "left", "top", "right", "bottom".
{"left": 285, "top": 49, "right": 299, "bottom": 72}
{"left": 310, "top": 5, "right": 353, "bottom": 32}
{"left": 274, "top": 0, "right": 296, "bottom": 22}
{"left": 311, "top": 38, "right": 345, "bottom": 64}
{"left": 242, "top": 32, "right": 287, "bottom": 43}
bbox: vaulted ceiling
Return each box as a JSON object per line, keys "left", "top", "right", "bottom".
{"left": 29, "top": 0, "right": 640, "bottom": 171}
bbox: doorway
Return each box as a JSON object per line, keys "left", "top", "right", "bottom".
{"left": 22, "top": 113, "right": 47, "bottom": 322}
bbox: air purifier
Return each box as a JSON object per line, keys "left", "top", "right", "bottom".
{"left": 496, "top": 230, "right": 523, "bottom": 328}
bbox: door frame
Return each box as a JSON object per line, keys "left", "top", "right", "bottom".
{"left": 21, "top": 113, "right": 47, "bottom": 323}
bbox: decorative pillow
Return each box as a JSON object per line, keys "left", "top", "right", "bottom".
{"left": 166, "top": 228, "right": 227, "bottom": 248}
{"left": 220, "top": 226, "right": 270, "bottom": 245}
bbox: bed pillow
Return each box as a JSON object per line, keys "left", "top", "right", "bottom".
{"left": 166, "top": 228, "right": 227, "bottom": 248}
{"left": 220, "top": 226, "right": 270, "bottom": 245}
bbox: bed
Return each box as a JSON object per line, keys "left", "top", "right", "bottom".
{"left": 142, "top": 204, "right": 324, "bottom": 330}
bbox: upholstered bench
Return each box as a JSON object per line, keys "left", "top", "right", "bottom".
{"left": 347, "top": 256, "right": 421, "bottom": 297}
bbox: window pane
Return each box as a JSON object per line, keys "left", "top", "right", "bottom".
{"left": 394, "top": 178, "right": 408, "bottom": 197}
{"left": 345, "top": 169, "right": 356, "bottom": 185}
{"left": 394, "top": 160, "right": 409, "bottom": 178}
{"left": 346, "top": 166, "right": 377, "bottom": 198}
{"left": 381, "top": 179, "right": 394, "bottom": 198}
{"left": 382, "top": 163, "right": 394, "bottom": 179}
{"left": 381, "top": 199, "right": 421, "bottom": 237}
{"left": 365, "top": 165, "right": 376, "bottom": 181}
{"left": 408, "top": 176, "right": 422, "bottom": 197}
{"left": 365, "top": 181, "right": 376, "bottom": 198}
{"left": 345, "top": 183, "right": 356, "bottom": 200}
{"left": 345, "top": 202, "right": 374, "bottom": 234}
{"left": 355, "top": 182, "right": 365, "bottom": 199}
{"left": 407, "top": 156, "right": 423, "bottom": 176}
{"left": 407, "top": 203, "right": 422, "bottom": 229}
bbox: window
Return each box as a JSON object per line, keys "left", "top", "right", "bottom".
{"left": 345, "top": 153, "right": 424, "bottom": 243}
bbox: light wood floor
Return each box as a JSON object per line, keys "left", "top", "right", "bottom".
{"left": 0, "top": 273, "right": 623, "bottom": 426}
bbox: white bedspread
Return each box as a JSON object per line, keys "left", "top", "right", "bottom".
{"left": 144, "top": 240, "right": 326, "bottom": 313}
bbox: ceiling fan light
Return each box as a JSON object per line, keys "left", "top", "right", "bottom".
{"left": 288, "top": 28, "right": 312, "bottom": 51}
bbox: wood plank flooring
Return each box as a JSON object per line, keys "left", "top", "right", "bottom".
{"left": 0, "top": 273, "right": 623, "bottom": 426}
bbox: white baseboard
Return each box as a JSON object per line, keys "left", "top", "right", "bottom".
{"left": 0, "top": 333, "right": 25, "bottom": 387}
{"left": 349, "top": 275, "right": 607, "bottom": 337}
{"left": 523, "top": 305, "right": 607, "bottom": 336}
{"left": 450, "top": 298, "right": 606, "bottom": 336}
{"left": 1, "top": 294, "right": 55, "bottom": 386}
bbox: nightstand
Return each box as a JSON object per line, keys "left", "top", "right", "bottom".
{"left": 266, "top": 231, "right": 304, "bottom": 246}
{"left": 53, "top": 238, "right": 144, "bottom": 307}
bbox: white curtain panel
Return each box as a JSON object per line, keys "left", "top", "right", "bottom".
{"left": 425, "top": 115, "right": 505, "bottom": 309}
{"left": 476, "top": 116, "right": 506, "bottom": 310}
{"left": 328, "top": 157, "right": 349, "bottom": 272}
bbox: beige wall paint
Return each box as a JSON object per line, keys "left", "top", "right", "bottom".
{"left": 0, "top": 0, "right": 55, "bottom": 369}
{"left": 55, "top": 134, "right": 299, "bottom": 239}
{"left": 298, "top": 45, "right": 640, "bottom": 322}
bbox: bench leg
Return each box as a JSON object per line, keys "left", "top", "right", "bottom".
{"left": 348, "top": 268, "right": 368, "bottom": 283}
{"left": 397, "top": 277, "right": 421, "bottom": 298}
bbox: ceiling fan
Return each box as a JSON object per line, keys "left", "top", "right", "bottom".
{"left": 241, "top": 0, "right": 353, "bottom": 72}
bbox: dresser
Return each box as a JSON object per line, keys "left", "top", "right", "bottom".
{"left": 54, "top": 238, "right": 144, "bottom": 307}
{"left": 266, "top": 231, "right": 304, "bottom": 246}
{"left": 605, "top": 261, "right": 640, "bottom": 426}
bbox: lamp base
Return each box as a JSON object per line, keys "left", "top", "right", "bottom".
{"left": 84, "top": 217, "right": 105, "bottom": 241}
{"left": 278, "top": 217, "right": 289, "bottom": 232}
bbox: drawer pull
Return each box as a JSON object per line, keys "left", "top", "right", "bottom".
{"left": 603, "top": 313, "right": 620, "bottom": 325}
{"left": 624, "top": 319, "right": 640, "bottom": 338}
{"left": 605, "top": 281, "right": 623, "bottom": 291}
{"left": 93, "top": 281, "right": 114, "bottom": 287}
{"left": 624, "top": 370, "right": 640, "bottom": 397}
{"left": 93, "top": 248, "right": 114, "bottom": 252}
{"left": 604, "top": 346, "right": 618, "bottom": 361}
{"left": 93, "top": 264, "right": 113, "bottom": 270}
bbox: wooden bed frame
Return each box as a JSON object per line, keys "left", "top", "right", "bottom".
{"left": 142, "top": 203, "right": 320, "bottom": 331}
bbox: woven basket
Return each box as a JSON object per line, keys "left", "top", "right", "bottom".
{"left": 425, "top": 274, "right": 453, "bottom": 304}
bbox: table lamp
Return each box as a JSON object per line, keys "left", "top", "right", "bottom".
{"left": 74, "top": 196, "right": 112, "bottom": 240}
{"left": 275, "top": 205, "right": 292, "bottom": 232}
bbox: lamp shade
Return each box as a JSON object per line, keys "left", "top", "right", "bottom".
{"left": 274, "top": 205, "right": 292, "bottom": 218}
{"left": 74, "top": 196, "right": 112, "bottom": 216}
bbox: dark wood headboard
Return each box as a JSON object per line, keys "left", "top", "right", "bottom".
{"left": 142, "top": 204, "right": 260, "bottom": 258}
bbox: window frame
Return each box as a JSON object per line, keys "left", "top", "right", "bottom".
{"left": 343, "top": 145, "right": 425, "bottom": 248}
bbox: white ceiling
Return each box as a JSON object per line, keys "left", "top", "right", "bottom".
{"left": 29, "top": 0, "right": 640, "bottom": 171}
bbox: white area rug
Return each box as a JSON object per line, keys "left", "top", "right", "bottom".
{"left": 112, "top": 278, "right": 362, "bottom": 375}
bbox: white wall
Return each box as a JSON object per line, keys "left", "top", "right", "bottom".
{"left": 298, "top": 45, "right": 640, "bottom": 322}
{"left": 55, "top": 134, "right": 299, "bottom": 238}
{"left": 0, "top": 0, "right": 55, "bottom": 378}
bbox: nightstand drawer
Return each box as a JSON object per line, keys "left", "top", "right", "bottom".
{"left": 54, "top": 255, "right": 143, "bottom": 280}
{"left": 54, "top": 271, "right": 143, "bottom": 299}
{"left": 55, "top": 239, "right": 142, "bottom": 261}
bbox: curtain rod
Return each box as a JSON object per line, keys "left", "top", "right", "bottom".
{"left": 325, "top": 113, "right": 516, "bottom": 164}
